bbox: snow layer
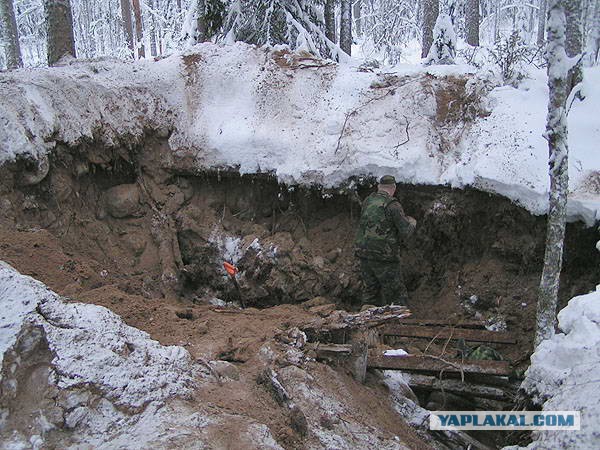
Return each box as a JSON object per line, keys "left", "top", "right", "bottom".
{"left": 516, "top": 287, "right": 600, "bottom": 449}
{"left": 1, "top": 43, "right": 600, "bottom": 223}
{"left": 0, "top": 262, "right": 283, "bottom": 449}
{"left": 0, "top": 261, "right": 196, "bottom": 408}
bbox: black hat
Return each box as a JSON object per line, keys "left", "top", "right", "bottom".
{"left": 379, "top": 175, "right": 397, "bottom": 185}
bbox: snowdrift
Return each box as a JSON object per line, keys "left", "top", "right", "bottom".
{"left": 0, "top": 43, "right": 599, "bottom": 223}
{"left": 0, "top": 262, "right": 280, "bottom": 449}
{"left": 516, "top": 288, "right": 600, "bottom": 449}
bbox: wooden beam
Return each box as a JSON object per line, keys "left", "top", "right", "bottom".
{"left": 381, "top": 325, "right": 516, "bottom": 344}
{"left": 396, "top": 318, "right": 486, "bottom": 329}
{"left": 368, "top": 354, "right": 513, "bottom": 376}
{"left": 406, "top": 374, "right": 515, "bottom": 400}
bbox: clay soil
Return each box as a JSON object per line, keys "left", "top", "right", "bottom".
{"left": 1, "top": 138, "right": 599, "bottom": 448}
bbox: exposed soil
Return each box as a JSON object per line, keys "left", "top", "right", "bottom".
{"left": 1, "top": 136, "right": 599, "bottom": 448}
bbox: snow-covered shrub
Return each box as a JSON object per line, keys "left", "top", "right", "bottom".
{"left": 488, "top": 31, "right": 538, "bottom": 86}
{"left": 425, "top": 13, "right": 457, "bottom": 65}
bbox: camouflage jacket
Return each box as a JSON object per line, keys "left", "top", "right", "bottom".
{"left": 354, "top": 191, "right": 415, "bottom": 262}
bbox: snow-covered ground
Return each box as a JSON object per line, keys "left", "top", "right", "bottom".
{"left": 0, "top": 261, "right": 283, "bottom": 449}
{"left": 0, "top": 42, "right": 599, "bottom": 224}
{"left": 513, "top": 287, "right": 600, "bottom": 449}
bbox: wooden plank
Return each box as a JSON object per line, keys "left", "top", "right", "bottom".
{"left": 307, "top": 343, "right": 352, "bottom": 355}
{"left": 396, "top": 318, "right": 486, "bottom": 329}
{"left": 381, "top": 325, "right": 516, "bottom": 344}
{"left": 406, "top": 374, "right": 515, "bottom": 400}
{"left": 368, "top": 354, "right": 513, "bottom": 376}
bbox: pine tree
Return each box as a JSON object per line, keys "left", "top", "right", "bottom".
{"left": 0, "top": 0, "right": 23, "bottom": 68}
{"left": 588, "top": 0, "right": 600, "bottom": 64}
{"left": 340, "top": 0, "right": 352, "bottom": 55}
{"left": 425, "top": 13, "right": 456, "bottom": 65}
{"left": 422, "top": 0, "right": 439, "bottom": 58}
{"left": 182, "top": 0, "right": 226, "bottom": 46}
{"left": 120, "top": 0, "right": 135, "bottom": 56}
{"left": 538, "top": 0, "right": 547, "bottom": 46}
{"left": 535, "top": 0, "right": 572, "bottom": 346}
{"left": 465, "top": 0, "right": 479, "bottom": 46}
{"left": 132, "top": 0, "right": 144, "bottom": 58}
{"left": 324, "top": 0, "right": 335, "bottom": 43}
{"left": 565, "top": 0, "right": 584, "bottom": 95}
{"left": 45, "top": 0, "right": 77, "bottom": 66}
{"left": 353, "top": 0, "right": 362, "bottom": 37}
{"left": 223, "top": 0, "right": 344, "bottom": 60}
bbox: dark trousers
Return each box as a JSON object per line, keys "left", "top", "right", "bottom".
{"left": 359, "top": 258, "right": 408, "bottom": 306}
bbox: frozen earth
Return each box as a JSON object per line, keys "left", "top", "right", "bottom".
{"left": 0, "top": 43, "right": 599, "bottom": 224}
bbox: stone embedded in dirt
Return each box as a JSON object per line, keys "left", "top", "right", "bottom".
{"left": 104, "top": 184, "right": 143, "bottom": 218}
{"left": 289, "top": 404, "right": 308, "bottom": 436}
{"left": 301, "top": 297, "right": 330, "bottom": 309}
{"left": 18, "top": 155, "right": 50, "bottom": 186}
{"left": 209, "top": 360, "right": 240, "bottom": 381}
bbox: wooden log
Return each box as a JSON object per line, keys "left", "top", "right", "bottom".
{"left": 307, "top": 343, "right": 352, "bottom": 356}
{"left": 397, "top": 318, "right": 486, "bottom": 329}
{"left": 381, "top": 325, "right": 516, "bottom": 344}
{"left": 368, "top": 354, "right": 513, "bottom": 376}
{"left": 407, "top": 374, "right": 515, "bottom": 400}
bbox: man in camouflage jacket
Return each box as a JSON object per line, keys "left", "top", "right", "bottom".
{"left": 354, "top": 175, "right": 416, "bottom": 306}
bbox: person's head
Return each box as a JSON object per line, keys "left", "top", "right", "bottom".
{"left": 378, "top": 175, "right": 397, "bottom": 196}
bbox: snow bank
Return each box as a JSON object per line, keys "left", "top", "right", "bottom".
{"left": 1, "top": 43, "right": 600, "bottom": 223}
{"left": 0, "top": 261, "right": 196, "bottom": 408}
{"left": 0, "top": 262, "right": 285, "bottom": 449}
{"left": 517, "top": 288, "right": 600, "bottom": 449}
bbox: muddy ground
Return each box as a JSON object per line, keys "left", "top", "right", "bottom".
{"left": 1, "top": 137, "right": 599, "bottom": 448}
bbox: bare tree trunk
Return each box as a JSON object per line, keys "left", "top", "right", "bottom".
{"left": 589, "top": 0, "right": 600, "bottom": 64}
{"left": 422, "top": 0, "right": 439, "bottom": 58}
{"left": 538, "top": 0, "right": 547, "bottom": 46}
{"left": 148, "top": 0, "right": 157, "bottom": 56}
{"left": 535, "top": 0, "right": 571, "bottom": 347}
{"left": 324, "top": 0, "right": 336, "bottom": 43}
{"left": 565, "top": 0, "right": 584, "bottom": 95}
{"left": 45, "top": 0, "right": 77, "bottom": 66}
{"left": 132, "top": 0, "right": 145, "bottom": 58}
{"left": 465, "top": 0, "right": 479, "bottom": 46}
{"left": 353, "top": 0, "right": 362, "bottom": 37}
{"left": 340, "top": 0, "right": 352, "bottom": 55}
{"left": 0, "top": 0, "right": 23, "bottom": 68}
{"left": 493, "top": 1, "right": 500, "bottom": 42}
{"left": 120, "top": 0, "right": 135, "bottom": 56}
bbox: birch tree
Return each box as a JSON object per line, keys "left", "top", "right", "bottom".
{"left": 340, "top": 0, "right": 352, "bottom": 55}
{"left": 0, "top": 0, "right": 23, "bottom": 68}
{"left": 465, "top": 0, "right": 479, "bottom": 46}
{"left": 45, "top": 0, "right": 76, "bottom": 65}
{"left": 422, "top": 0, "right": 439, "bottom": 58}
{"left": 535, "top": 0, "right": 575, "bottom": 346}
